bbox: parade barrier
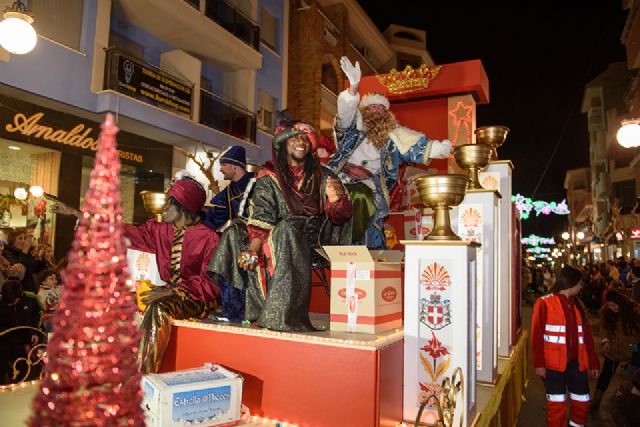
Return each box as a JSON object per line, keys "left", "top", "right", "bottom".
{"left": 473, "top": 331, "right": 528, "bottom": 427}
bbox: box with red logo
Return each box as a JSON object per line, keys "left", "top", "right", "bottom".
{"left": 403, "top": 209, "right": 434, "bottom": 241}
{"left": 324, "top": 246, "right": 403, "bottom": 334}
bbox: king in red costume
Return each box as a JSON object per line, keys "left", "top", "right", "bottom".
{"left": 127, "top": 177, "right": 220, "bottom": 373}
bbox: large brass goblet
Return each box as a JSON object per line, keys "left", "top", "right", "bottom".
{"left": 474, "top": 125, "right": 509, "bottom": 160}
{"left": 140, "top": 191, "right": 166, "bottom": 222}
{"left": 416, "top": 174, "right": 468, "bottom": 240}
{"left": 453, "top": 144, "right": 492, "bottom": 190}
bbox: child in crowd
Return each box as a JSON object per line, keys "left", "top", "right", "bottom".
{"left": 531, "top": 266, "right": 600, "bottom": 427}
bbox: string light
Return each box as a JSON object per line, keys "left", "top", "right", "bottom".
{"left": 172, "top": 320, "right": 404, "bottom": 349}
{"left": 0, "top": 379, "right": 39, "bottom": 392}
{"left": 526, "top": 247, "right": 551, "bottom": 254}
{"left": 511, "top": 194, "right": 569, "bottom": 220}
{"left": 521, "top": 234, "right": 555, "bottom": 246}
{"left": 249, "top": 415, "right": 299, "bottom": 426}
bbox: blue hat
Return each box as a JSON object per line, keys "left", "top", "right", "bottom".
{"left": 219, "top": 146, "right": 246, "bottom": 168}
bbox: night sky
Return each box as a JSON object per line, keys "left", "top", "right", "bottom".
{"left": 361, "top": 1, "right": 629, "bottom": 238}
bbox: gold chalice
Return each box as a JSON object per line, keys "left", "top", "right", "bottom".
{"left": 416, "top": 174, "right": 468, "bottom": 240}
{"left": 474, "top": 125, "right": 509, "bottom": 160}
{"left": 453, "top": 144, "right": 492, "bottom": 190}
{"left": 140, "top": 191, "right": 166, "bottom": 222}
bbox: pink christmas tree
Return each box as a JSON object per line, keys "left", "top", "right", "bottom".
{"left": 30, "top": 114, "right": 144, "bottom": 426}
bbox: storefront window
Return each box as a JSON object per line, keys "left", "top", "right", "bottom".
{"left": 80, "top": 156, "right": 137, "bottom": 224}
{"left": 0, "top": 138, "right": 60, "bottom": 245}
{"left": 80, "top": 157, "right": 166, "bottom": 225}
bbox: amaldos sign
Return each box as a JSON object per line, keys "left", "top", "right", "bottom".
{"left": 4, "top": 111, "right": 144, "bottom": 163}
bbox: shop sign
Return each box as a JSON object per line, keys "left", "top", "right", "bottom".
{"left": 4, "top": 111, "right": 144, "bottom": 163}
{"left": 632, "top": 228, "right": 640, "bottom": 239}
{"left": 116, "top": 55, "right": 192, "bottom": 117}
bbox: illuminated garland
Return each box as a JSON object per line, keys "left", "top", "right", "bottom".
{"left": 526, "top": 247, "right": 551, "bottom": 254}
{"left": 521, "top": 234, "right": 556, "bottom": 246}
{"left": 512, "top": 194, "right": 570, "bottom": 220}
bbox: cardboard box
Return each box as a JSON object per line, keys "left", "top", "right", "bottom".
{"left": 403, "top": 209, "right": 434, "bottom": 240}
{"left": 325, "top": 246, "right": 403, "bottom": 334}
{"left": 142, "top": 363, "right": 243, "bottom": 427}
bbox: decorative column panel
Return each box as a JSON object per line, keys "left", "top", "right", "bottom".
{"left": 403, "top": 241, "right": 478, "bottom": 426}
{"left": 447, "top": 95, "right": 476, "bottom": 175}
{"left": 452, "top": 190, "right": 500, "bottom": 384}
{"left": 480, "top": 161, "right": 514, "bottom": 357}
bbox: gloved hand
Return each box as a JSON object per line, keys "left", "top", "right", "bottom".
{"left": 340, "top": 56, "right": 361, "bottom": 87}
{"left": 429, "top": 139, "right": 453, "bottom": 159}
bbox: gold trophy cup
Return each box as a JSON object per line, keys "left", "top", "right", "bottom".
{"left": 140, "top": 191, "right": 166, "bottom": 222}
{"left": 415, "top": 174, "right": 468, "bottom": 240}
{"left": 474, "top": 125, "right": 509, "bottom": 160}
{"left": 453, "top": 144, "right": 493, "bottom": 190}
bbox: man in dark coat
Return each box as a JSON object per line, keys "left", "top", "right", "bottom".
{"left": 209, "top": 121, "right": 353, "bottom": 331}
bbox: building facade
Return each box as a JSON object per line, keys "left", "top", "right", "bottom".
{"left": 581, "top": 62, "right": 638, "bottom": 260}
{"left": 286, "top": 0, "right": 433, "bottom": 135}
{"left": 0, "top": 0, "right": 288, "bottom": 257}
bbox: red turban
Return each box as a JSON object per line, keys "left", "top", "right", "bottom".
{"left": 166, "top": 179, "right": 206, "bottom": 213}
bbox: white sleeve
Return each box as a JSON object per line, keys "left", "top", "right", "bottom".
{"left": 337, "top": 89, "right": 360, "bottom": 128}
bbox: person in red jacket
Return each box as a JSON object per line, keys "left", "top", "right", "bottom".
{"left": 531, "top": 266, "right": 600, "bottom": 427}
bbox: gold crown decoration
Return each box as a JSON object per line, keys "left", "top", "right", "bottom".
{"left": 377, "top": 64, "right": 443, "bottom": 94}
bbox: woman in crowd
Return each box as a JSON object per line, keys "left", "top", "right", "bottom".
{"left": 33, "top": 243, "right": 56, "bottom": 271}
{"left": 591, "top": 289, "right": 640, "bottom": 410}
{"left": 531, "top": 266, "right": 600, "bottom": 427}
{"left": 2, "top": 230, "right": 41, "bottom": 292}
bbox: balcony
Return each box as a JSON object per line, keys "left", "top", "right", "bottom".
{"left": 589, "top": 141, "right": 607, "bottom": 163}
{"left": 594, "top": 172, "right": 610, "bottom": 201}
{"left": 104, "top": 49, "right": 256, "bottom": 143}
{"left": 203, "top": 0, "right": 260, "bottom": 51}
{"left": 588, "top": 106, "right": 604, "bottom": 131}
{"left": 104, "top": 48, "right": 195, "bottom": 118}
{"left": 200, "top": 89, "right": 256, "bottom": 143}
{"left": 115, "top": 0, "right": 261, "bottom": 71}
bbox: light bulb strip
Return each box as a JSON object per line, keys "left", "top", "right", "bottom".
{"left": 172, "top": 319, "right": 404, "bottom": 350}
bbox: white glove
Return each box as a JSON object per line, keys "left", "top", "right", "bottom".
{"left": 340, "top": 56, "right": 361, "bottom": 87}
{"left": 429, "top": 140, "right": 453, "bottom": 159}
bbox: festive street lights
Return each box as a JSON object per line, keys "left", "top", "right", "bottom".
{"left": 576, "top": 231, "right": 585, "bottom": 240}
{"left": 561, "top": 231, "right": 570, "bottom": 241}
{"left": 0, "top": 1, "right": 36, "bottom": 55}
{"left": 616, "top": 118, "right": 640, "bottom": 148}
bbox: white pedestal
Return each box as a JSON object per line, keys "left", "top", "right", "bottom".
{"left": 480, "top": 161, "right": 513, "bottom": 357}
{"left": 452, "top": 189, "right": 500, "bottom": 384}
{"left": 402, "top": 240, "right": 478, "bottom": 426}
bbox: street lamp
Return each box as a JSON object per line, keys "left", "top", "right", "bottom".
{"left": 617, "top": 119, "right": 640, "bottom": 148}
{"left": 562, "top": 231, "right": 570, "bottom": 241}
{"left": 0, "top": 1, "right": 36, "bottom": 55}
{"left": 576, "top": 231, "right": 585, "bottom": 240}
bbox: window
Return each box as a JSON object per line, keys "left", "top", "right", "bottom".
{"left": 612, "top": 179, "right": 637, "bottom": 214}
{"left": 257, "top": 90, "right": 276, "bottom": 132}
{"left": 31, "top": 0, "right": 84, "bottom": 50}
{"left": 260, "top": 8, "right": 278, "bottom": 52}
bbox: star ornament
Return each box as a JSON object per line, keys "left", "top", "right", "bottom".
{"left": 448, "top": 101, "right": 473, "bottom": 127}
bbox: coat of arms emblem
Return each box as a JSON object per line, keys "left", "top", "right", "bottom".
{"left": 419, "top": 294, "right": 452, "bottom": 330}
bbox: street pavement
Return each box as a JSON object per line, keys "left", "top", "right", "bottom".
{"left": 517, "top": 301, "right": 628, "bottom": 426}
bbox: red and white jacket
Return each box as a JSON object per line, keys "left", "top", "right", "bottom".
{"left": 531, "top": 293, "right": 600, "bottom": 372}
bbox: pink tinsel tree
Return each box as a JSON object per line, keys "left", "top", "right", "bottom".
{"left": 30, "top": 114, "right": 144, "bottom": 426}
